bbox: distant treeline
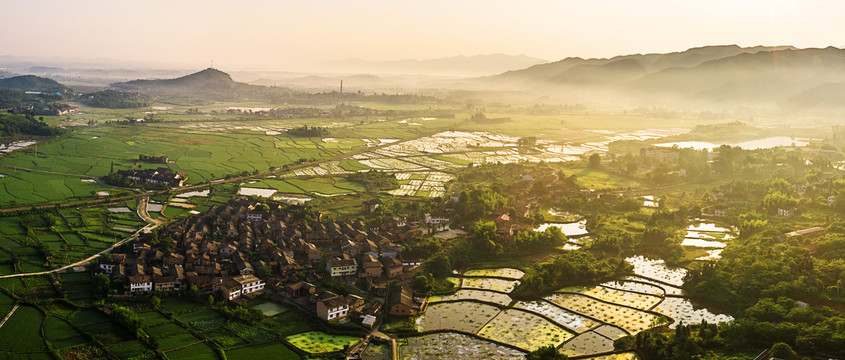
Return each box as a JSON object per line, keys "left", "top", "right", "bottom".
{"left": 287, "top": 125, "right": 329, "bottom": 137}
{"left": 77, "top": 90, "right": 150, "bottom": 108}
{"left": 0, "top": 113, "right": 66, "bottom": 137}
{"left": 470, "top": 112, "right": 510, "bottom": 123}
{"left": 139, "top": 154, "right": 168, "bottom": 163}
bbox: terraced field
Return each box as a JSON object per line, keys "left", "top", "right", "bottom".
{"left": 545, "top": 293, "right": 667, "bottom": 334}
{"left": 477, "top": 309, "right": 575, "bottom": 350}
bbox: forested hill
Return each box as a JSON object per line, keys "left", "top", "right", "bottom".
{"left": 0, "top": 113, "right": 66, "bottom": 137}
{"left": 110, "top": 68, "right": 293, "bottom": 101}
{"left": 0, "top": 75, "right": 66, "bottom": 92}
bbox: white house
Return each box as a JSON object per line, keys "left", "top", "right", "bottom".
{"left": 316, "top": 296, "right": 349, "bottom": 321}
{"left": 234, "top": 274, "right": 265, "bottom": 295}
{"left": 128, "top": 275, "right": 153, "bottom": 293}
{"left": 326, "top": 256, "right": 357, "bottom": 277}
{"left": 778, "top": 208, "right": 796, "bottom": 217}
{"left": 714, "top": 206, "right": 728, "bottom": 218}
{"left": 829, "top": 196, "right": 836, "bottom": 206}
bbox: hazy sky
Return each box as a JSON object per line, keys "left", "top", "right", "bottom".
{"left": 1, "top": 0, "right": 842, "bottom": 70}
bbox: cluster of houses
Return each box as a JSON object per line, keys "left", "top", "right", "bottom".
{"left": 96, "top": 196, "right": 426, "bottom": 325}
{"left": 116, "top": 167, "right": 186, "bottom": 187}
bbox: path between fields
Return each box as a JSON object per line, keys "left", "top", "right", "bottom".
{"left": 0, "top": 198, "right": 160, "bottom": 279}
{"left": 0, "top": 305, "right": 19, "bottom": 329}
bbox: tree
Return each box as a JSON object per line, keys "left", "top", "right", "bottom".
{"left": 588, "top": 153, "right": 601, "bottom": 169}
{"left": 94, "top": 273, "right": 110, "bottom": 297}
{"left": 424, "top": 253, "right": 451, "bottom": 278}
{"left": 526, "top": 345, "right": 567, "bottom": 360}
{"left": 769, "top": 342, "right": 797, "bottom": 360}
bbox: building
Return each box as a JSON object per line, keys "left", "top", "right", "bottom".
{"left": 326, "top": 255, "right": 357, "bottom": 277}
{"left": 642, "top": 148, "right": 679, "bottom": 163}
{"left": 777, "top": 208, "right": 797, "bottom": 218}
{"left": 316, "top": 296, "right": 349, "bottom": 321}
{"left": 233, "top": 274, "right": 265, "bottom": 296}
{"left": 116, "top": 167, "right": 185, "bottom": 187}
{"left": 387, "top": 285, "right": 420, "bottom": 316}
{"left": 382, "top": 256, "right": 403, "bottom": 279}
{"left": 215, "top": 278, "right": 243, "bottom": 301}
{"left": 714, "top": 206, "right": 728, "bottom": 218}
{"left": 154, "top": 276, "right": 180, "bottom": 292}
{"left": 360, "top": 254, "right": 383, "bottom": 278}
{"left": 829, "top": 196, "right": 836, "bottom": 206}
{"left": 128, "top": 275, "right": 153, "bottom": 293}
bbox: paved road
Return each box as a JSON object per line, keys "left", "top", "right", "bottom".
{"left": 0, "top": 304, "right": 19, "bottom": 329}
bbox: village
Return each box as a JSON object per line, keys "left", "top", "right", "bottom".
{"left": 96, "top": 196, "right": 432, "bottom": 329}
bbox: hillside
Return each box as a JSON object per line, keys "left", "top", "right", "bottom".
{"left": 0, "top": 75, "right": 66, "bottom": 92}
{"left": 111, "top": 68, "right": 241, "bottom": 98}
{"left": 479, "top": 45, "right": 845, "bottom": 110}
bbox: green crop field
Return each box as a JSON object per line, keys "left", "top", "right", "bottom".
{"left": 285, "top": 331, "right": 361, "bottom": 354}
{"left": 0, "top": 306, "right": 47, "bottom": 353}
{"left": 226, "top": 343, "right": 299, "bottom": 360}
{"left": 0, "top": 169, "right": 115, "bottom": 208}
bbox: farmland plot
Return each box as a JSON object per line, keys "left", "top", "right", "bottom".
{"left": 462, "top": 277, "right": 520, "bottom": 293}
{"left": 463, "top": 268, "right": 525, "bottom": 280}
{"left": 415, "top": 301, "right": 500, "bottom": 333}
{"left": 652, "top": 297, "right": 733, "bottom": 328}
{"left": 226, "top": 343, "right": 299, "bottom": 360}
{"left": 560, "top": 331, "right": 615, "bottom": 357}
{"left": 591, "top": 325, "right": 628, "bottom": 340}
{"left": 429, "top": 289, "right": 513, "bottom": 306}
{"left": 514, "top": 301, "right": 599, "bottom": 333}
{"left": 622, "top": 276, "right": 684, "bottom": 296}
{"left": 626, "top": 256, "right": 687, "bottom": 287}
{"left": 558, "top": 286, "right": 663, "bottom": 310}
{"left": 285, "top": 331, "right": 360, "bottom": 354}
{"left": 585, "top": 352, "right": 638, "bottom": 360}
{"left": 399, "top": 332, "right": 525, "bottom": 360}
{"left": 477, "top": 309, "right": 574, "bottom": 351}
{"left": 545, "top": 293, "right": 666, "bottom": 334}
{"left": 600, "top": 280, "right": 665, "bottom": 297}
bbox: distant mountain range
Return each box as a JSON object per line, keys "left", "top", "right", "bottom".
{"left": 479, "top": 45, "right": 845, "bottom": 109}
{"left": 0, "top": 75, "right": 66, "bottom": 92}
{"left": 319, "top": 54, "right": 548, "bottom": 76}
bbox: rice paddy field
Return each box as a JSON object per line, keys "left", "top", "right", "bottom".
{"left": 0, "top": 169, "right": 119, "bottom": 208}
{"left": 477, "top": 309, "right": 575, "bottom": 350}
{"left": 429, "top": 289, "right": 513, "bottom": 306}
{"left": 544, "top": 293, "right": 667, "bottom": 334}
{"left": 461, "top": 277, "right": 520, "bottom": 293}
{"left": 0, "top": 205, "right": 145, "bottom": 275}
{"left": 399, "top": 332, "right": 525, "bottom": 360}
{"left": 463, "top": 267, "right": 525, "bottom": 280}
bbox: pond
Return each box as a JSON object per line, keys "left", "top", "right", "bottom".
{"left": 0, "top": 140, "right": 38, "bottom": 153}
{"left": 535, "top": 219, "right": 588, "bottom": 237}
{"left": 238, "top": 187, "right": 277, "bottom": 198}
{"left": 655, "top": 137, "right": 811, "bottom": 151}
